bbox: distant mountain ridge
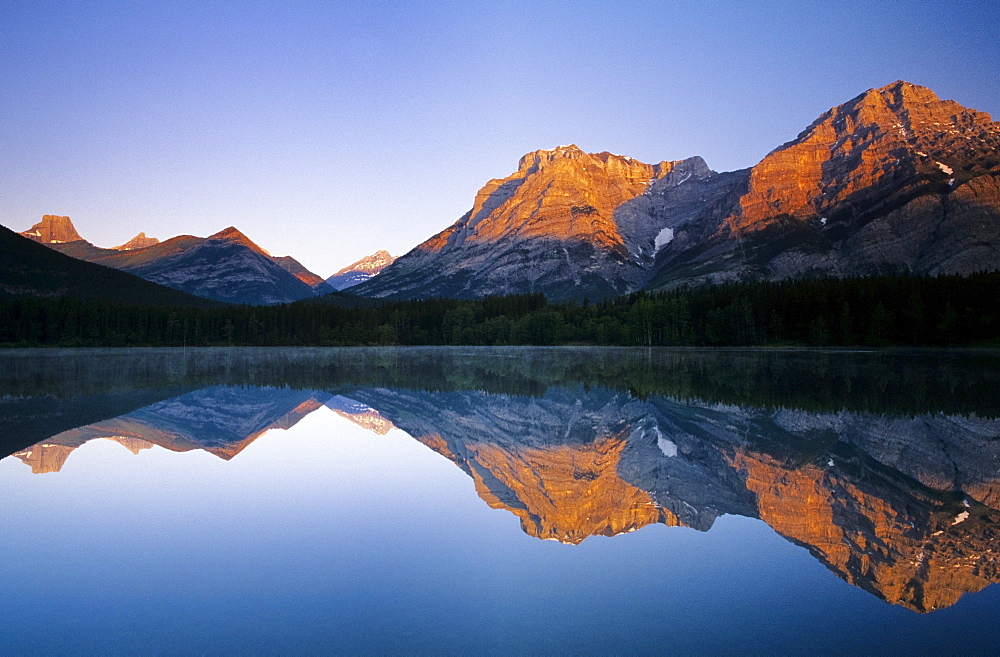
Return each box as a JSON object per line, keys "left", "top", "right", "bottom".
{"left": 273, "top": 255, "right": 334, "bottom": 293}
{"left": 115, "top": 226, "right": 319, "bottom": 305}
{"left": 0, "top": 224, "right": 214, "bottom": 307}
{"left": 12, "top": 81, "right": 998, "bottom": 304}
{"left": 325, "top": 250, "right": 396, "bottom": 290}
{"left": 353, "top": 81, "right": 1000, "bottom": 301}
{"left": 113, "top": 232, "right": 159, "bottom": 251}
{"left": 18, "top": 218, "right": 330, "bottom": 305}
{"left": 12, "top": 387, "right": 332, "bottom": 472}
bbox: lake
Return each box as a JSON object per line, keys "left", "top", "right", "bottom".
{"left": 2, "top": 346, "right": 999, "bottom": 655}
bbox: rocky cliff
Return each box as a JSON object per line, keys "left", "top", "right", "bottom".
{"left": 325, "top": 395, "right": 396, "bottom": 434}
{"left": 8, "top": 377, "right": 1000, "bottom": 610}
{"left": 729, "top": 445, "right": 1000, "bottom": 613}
{"left": 19, "top": 215, "right": 85, "bottom": 244}
{"left": 343, "top": 386, "right": 681, "bottom": 542}
{"left": 13, "top": 435, "right": 154, "bottom": 474}
{"left": 627, "top": 398, "right": 1000, "bottom": 613}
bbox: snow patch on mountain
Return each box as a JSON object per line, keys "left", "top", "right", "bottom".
{"left": 655, "top": 227, "right": 674, "bottom": 251}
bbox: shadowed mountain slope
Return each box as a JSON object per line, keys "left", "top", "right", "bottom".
{"left": 19, "top": 217, "right": 327, "bottom": 305}
{"left": 0, "top": 224, "right": 216, "bottom": 307}
{"left": 42, "top": 224, "right": 319, "bottom": 305}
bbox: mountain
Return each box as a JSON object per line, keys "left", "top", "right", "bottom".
{"left": 352, "top": 146, "right": 697, "bottom": 301}
{"left": 325, "top": 250, "right": 396, "bottom": 290}
{"left": 22, "top": 217, "right": 324, "bottom": 305}
{"left": 110, "top": 227, "right": 319, "bottom": 305}
{"left": 352, "top": 82, "right": 1000, "bottom": 301}
{"left": 14, "top": 381, "right": 1000, "bottom": 611}
{"left": 19, "top": 214, "right": 84, "bottom": 244}
{"left": 644, "top": 80, "right": 1000, "bottom": 288}
{"left": 273, "top": 255, "right": 334, "bottom": 294}
{"left": 0, "top": 224, "right": 215, "bottom": 307}
{"left": 112, "top": 232, "right": 159, "bottom": 251}
{"left": 0, "top": 384, "right": 197, "bottom": 461}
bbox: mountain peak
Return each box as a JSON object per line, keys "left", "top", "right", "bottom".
{"left": 113, "top": 232, "right": 160, "bottom": 251}
{"left": 353, "top": 144, "right": 691, "bottom": 300}
{"left": 20, "top": 215, "right": 84, "bottom": 244}
{"left": 207, "top": 226, "right": 270, "bottom": 255}
{"left": 718, "top": 79, "right": 1000, "bottom": 235}
{"left": 271, "top": 255, "right": 331, "bottom": 290}
{"left": 209, "top": 226, "right": 247, "bottom": 240}
{"left": 326, "top": 249, "right": 397, "bottom": 290}
{"left": 874, "top": 79, "right": 941, "bottom": 105}
{"left": 641, "top": 81, "right": 1000, "bottom": 290}
{"left": 332, "top": 250, "right": 396, "bottom": 275}
{"left": 517, "top": 144, "right": 588, "bottom": 171}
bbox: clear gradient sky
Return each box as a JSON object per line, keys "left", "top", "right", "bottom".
{"left": 2, "top": 0, "right": 998, "bottom": 277}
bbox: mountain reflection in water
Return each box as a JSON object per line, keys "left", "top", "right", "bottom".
{"left": 2, "top": 347, "right": 999, "bottom": 614}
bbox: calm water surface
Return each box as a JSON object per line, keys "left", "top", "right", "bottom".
{"left": 1, "top": 347, "right": 999, "bottom": 655}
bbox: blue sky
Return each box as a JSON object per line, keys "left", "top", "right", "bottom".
{"left": 2, "top": 0, "right": 997, "bottom": 277}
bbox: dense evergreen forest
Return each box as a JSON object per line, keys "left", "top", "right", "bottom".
{"left": 1, "top": 272, "right": 998, "bottom": 348}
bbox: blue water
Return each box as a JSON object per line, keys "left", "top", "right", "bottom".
{"left": 1, "top": 347, "right": 998, "bottom": 654}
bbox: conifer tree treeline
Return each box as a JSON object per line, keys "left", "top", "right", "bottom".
{"left": 1, "top": 273, "right": 997, "bottom": 347}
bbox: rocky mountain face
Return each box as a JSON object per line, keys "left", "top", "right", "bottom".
{"left": 352, "top": 82, "right": 999, "bottom": 300}
{"left": 352, "top": 146, "right": 695, "bottom": 301}
{"left": 13, "top": 435, "right": 154, "bottom": 474}
{"left": 646, "top": 80, "right": 1000, "bottom": 288}
{"left": 19, "top": 215, "right": 84, "bottom": 244}
{"left": 17, "top": 83, "right": 994, "bottom": 304}
{"left": 633, "top": 399, "right": 1000, "bottom": 613}
{"left": 112, "top": 232, "right": 159, "bottom": 251}
{"left": 325, "top": 250, "right": 396, "bottom": 290}
{"left": 18, "top": 216, "right": 327, "bottom": 305}
{"left": 726, "top": 444, "right": 1000, "bottom": 613}
{"left": 103, "top": 227, "right": 319, "bottom": 305}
